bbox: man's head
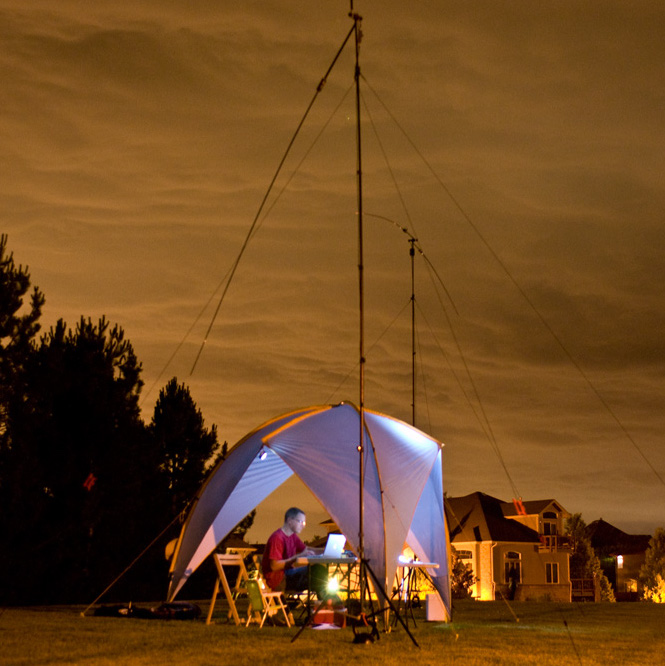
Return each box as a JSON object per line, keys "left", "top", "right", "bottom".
{"left": 284, "top": 507, "right": 306, "bottom": 534}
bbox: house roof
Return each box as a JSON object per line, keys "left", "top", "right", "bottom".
{"left": 586, "top": 519, "right": 651, "bottom": 555}
{"left": 446, "top": 492, "right": 541, "bottom": 544}
{"left": 501, "top": 499, "right": 567, "bottom": 517}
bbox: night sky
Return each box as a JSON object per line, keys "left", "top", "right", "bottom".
{"left": 3, "top": 1, "right": 664, "bottom": 540}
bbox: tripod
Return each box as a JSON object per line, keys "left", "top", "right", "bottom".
{"left": 290, "top": 558, "right": 419, "bottom": 648}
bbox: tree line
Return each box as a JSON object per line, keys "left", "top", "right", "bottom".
{"left": 0, "top": 235, "right": 245, "bottom": 605}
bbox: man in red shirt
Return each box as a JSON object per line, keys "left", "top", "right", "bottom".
{"left": 262, "top": 507, "right": 325, "bottom": 596}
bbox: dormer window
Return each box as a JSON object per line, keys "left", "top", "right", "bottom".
{"left": 542, "top": 511, "right": 558, "bottom": 536}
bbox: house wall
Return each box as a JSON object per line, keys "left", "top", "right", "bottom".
{"left": 543, "top": 507, "right": 569, "bottom": 535}
{"left": 450, "top": 500, "right": 573, "bottom": 603}
{"left": 477, "top": 541, "right": 495, "bottom": 600}
{"left": 509, "top": 507, "right": 568, "bottom": 538}
{"left": 615, "top": 552, "right": 646, "bottom": 600}
{"left": 454, "top": 540, "right": 495, "bottom": 600}
{"left": 456, "top": 540, "right": 571, "bottom": 602}
{"left": 510, "top": 515, "right": 539, "bottom": 533}
{"left": 492, "top": 543, "right": 571, "bottom": 603}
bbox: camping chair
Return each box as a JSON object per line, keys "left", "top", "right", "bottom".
{"left": 245, "top": 578, "right": 292, "bottom": 628}
{"left": 250, "top": 554, "right": 307, "bottom": 622}
{"left": 205, "top": 552, "right": 252, "bottom": 625}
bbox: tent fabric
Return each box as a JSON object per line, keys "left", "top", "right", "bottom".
{"left": 406, "top": 448, "right": 451, "bottom": 604}
{"left": 167, "top": 402, "right": 451, "bottom": 620}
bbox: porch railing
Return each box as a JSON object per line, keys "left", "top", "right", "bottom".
{"left": 538, "top": 535, "right": 571, "bottom": 551}
{"left": 571, "top": 577, "right": 598, "bottom": 602}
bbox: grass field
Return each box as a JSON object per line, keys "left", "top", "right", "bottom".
{"left": 2, "top": 599, "right": 664, "bottom": 665}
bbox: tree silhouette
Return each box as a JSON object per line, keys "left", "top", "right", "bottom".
{"left": 151, "top": 377, "right": 220, "bottom": 518}
{"left": 1, "top": 314, "right": 165, "bottom": 603}
{"left": 640, "top": 528, "right": 665, "bottom": 602}
{"left": 0, "top": 237, "right": 249, "bottom": 604}
{"left": 450, "top": 546, "right": 476, "bottom": 599}
{"left": 565, "top": 513, "right": 615, "bottom": 602}
{"left": 0, "top": 233, "right": 44, "bottom": 439}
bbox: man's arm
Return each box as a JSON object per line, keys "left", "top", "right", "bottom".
{"left": 269, "top": 552, "right": 303, "bottom": 571}
{"left": 271, "top": 546, "right": 324, "bottom": 569}
{"left": 285, "top": 545, "right": 325, "bottom": 566}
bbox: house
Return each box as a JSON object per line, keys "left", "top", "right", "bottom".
{"left": 586, "top": 519, "right": 651, "bottom": 601}
{"left": 446, "top": 492, "right": 572, "bottom": 602}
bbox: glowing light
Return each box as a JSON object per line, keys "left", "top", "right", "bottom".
{"left": 617, "top": 555, "right": 623, "bottom": 569}
{"left": 327, "top": 577, "right": 339, "bottom": 593}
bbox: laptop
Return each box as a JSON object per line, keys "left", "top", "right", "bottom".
{"left": 311, "top": 533, "right": 346, "bottom": 559}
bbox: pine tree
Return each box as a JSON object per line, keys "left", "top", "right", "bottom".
{"left": 1, "top": 315, "right": 162, "bottom": 603}
{"left": 150, "top": 378, "right": 221, "bottom": 517}
{"left": 639, "top": 528, "right": 665, "bottom": 603}
{"left": 0, "top": 233, "right": 44, "bottom": 439}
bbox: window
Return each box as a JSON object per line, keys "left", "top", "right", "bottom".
{"left": 617, "top": 555, "right": 624, "bottom": 569}
{"left": 457, "top": 550, "right": 473, "bottom": 560}
{"left": 504, "top": 551, "right": 522, "bottom": 584}
{"left": 546, "top": 562, "right": 559, "bottom": 584}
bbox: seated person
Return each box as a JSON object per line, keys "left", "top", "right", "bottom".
{"left": 262, "top": 507, "right": 327, "bottom": 598}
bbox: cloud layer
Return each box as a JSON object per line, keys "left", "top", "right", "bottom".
{"left": 3, "top": 1, "right": 664, "bottom": 538}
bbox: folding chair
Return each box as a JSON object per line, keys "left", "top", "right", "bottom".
{"left": 205, "top": 552, "right": 251, "bottom": 625}
{"left": 245, "top": 578, "right": 292, "bottom": 628}
{"left": 251, "top": 554, "right": 307, "bottom": 622}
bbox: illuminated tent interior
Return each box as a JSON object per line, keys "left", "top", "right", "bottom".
{"left": 167, "top": 401, "right": 451, "bottom": 620}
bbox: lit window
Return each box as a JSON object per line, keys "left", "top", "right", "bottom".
{"left": 617, "top": 555, "right": 624, "bottom": 569}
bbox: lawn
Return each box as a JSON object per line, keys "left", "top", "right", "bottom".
{"left": 2, "top": 599, "right": 664, "bottom": 665}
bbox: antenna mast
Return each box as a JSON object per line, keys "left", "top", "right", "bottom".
{"left": 349, "top": 2, "right": 366, "bottom": 603}
{"left": 410, "top": 237, "right": 416, "bottom": 426}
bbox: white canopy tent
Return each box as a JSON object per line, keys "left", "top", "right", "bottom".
{"left": 166, "top": 402, "right": 451, "bottom": 620}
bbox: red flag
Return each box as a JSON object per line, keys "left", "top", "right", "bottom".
{"left": 83, "top": 473, "right": 97, "bottom": 491}
{"left": 512, "top": 498, "right": 527, "bottom": 516}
